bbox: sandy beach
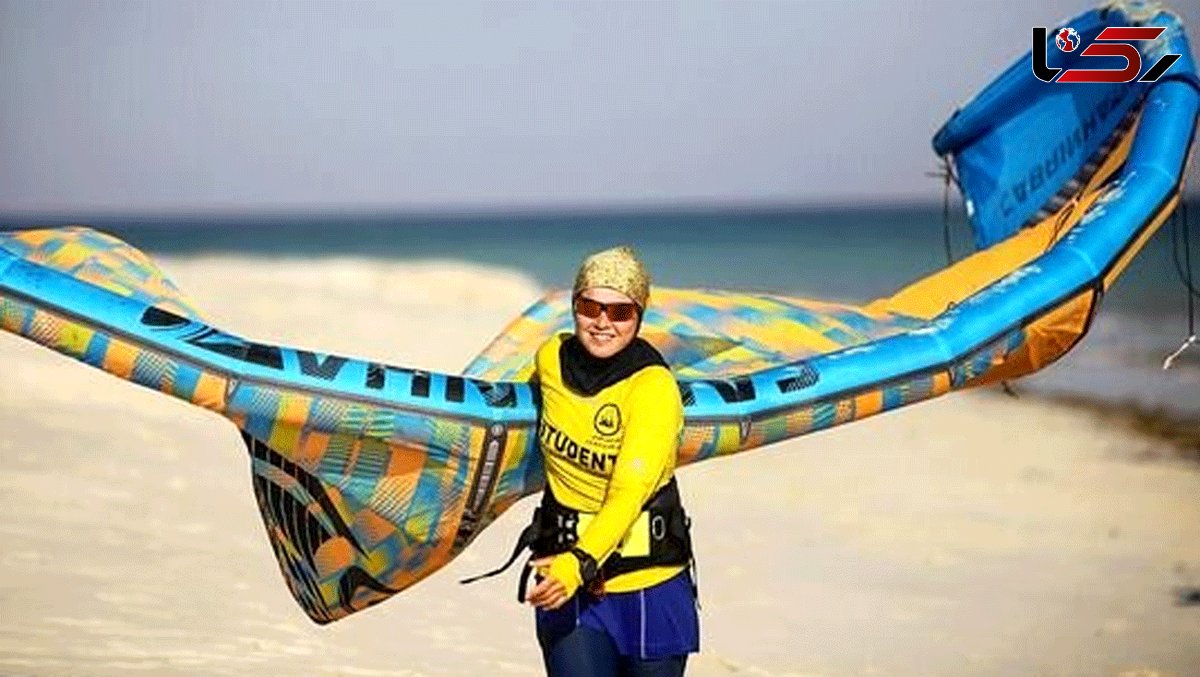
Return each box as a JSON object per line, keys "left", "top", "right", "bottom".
{"left": 2, "top": 256, "right": 1199, "bottom": 676}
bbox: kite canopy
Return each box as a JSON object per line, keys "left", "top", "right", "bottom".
{"left": 933, "top": 4, "right": 1198, "bottom": 249}
{"left": 0, "top": 4, "right": 1196, "bottom": 623}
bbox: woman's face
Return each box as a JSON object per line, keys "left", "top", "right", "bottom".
{"left": 573, "top": 286, "right": 640, "bottom": 359}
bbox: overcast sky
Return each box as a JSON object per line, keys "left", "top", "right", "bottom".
{"left": 1, "top": 0, "right": 1196, "bottom": 214}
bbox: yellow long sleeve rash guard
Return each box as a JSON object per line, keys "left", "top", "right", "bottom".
{"left": 535, "top": 333, "right": 686, "bottom": 596}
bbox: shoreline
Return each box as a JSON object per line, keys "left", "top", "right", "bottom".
{"left": 1001, "top": 387, "right": 1200, "bottom": 464}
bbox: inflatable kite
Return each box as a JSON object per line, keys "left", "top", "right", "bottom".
{"left": 0, "top": 4, "right": 1196, "bottom": 623}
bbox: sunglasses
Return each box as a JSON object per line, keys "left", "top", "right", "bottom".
{"left": 573, "top": 296, "right": 640, "bottom": 322}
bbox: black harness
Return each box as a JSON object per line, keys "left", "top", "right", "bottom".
{"left": 461, "top": 478, "right": 694, "bottom": 601}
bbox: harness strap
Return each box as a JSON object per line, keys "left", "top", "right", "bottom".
{"left": 458, "top": 513, "right": 541, "bottom": 585}
{"left": 517, "top": 560, "right": 535, "bottom": 603}
{"left": 461, "top": 478, "right": 693, "bottom": 601}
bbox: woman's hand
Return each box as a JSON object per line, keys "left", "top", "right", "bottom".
{"left": 526, "top": 556, "right": 571, "bottom": 610}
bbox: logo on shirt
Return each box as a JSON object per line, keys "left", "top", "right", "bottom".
{"left": 539, "top": 420, "right": 618, "bottom": 474}
{"left": 593, "top": 403, "right": 622, "bottom": 437}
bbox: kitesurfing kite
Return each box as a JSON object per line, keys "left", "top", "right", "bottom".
{"left": 1, "top": 4, "right": 1197, "bottom": 623}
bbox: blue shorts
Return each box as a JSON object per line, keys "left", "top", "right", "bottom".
{"left": 536, "top": 569, "right": 700, "bottom": 661}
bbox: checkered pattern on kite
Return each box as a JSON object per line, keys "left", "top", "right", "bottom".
{"left": 131, "top": 351, "right": 177, "bottom": 393}
{"left": 243, "top": 407, "right": 485, "bottom": 622}
{"left": 0, "top": 295, "right": 30, "bottom": 333}
{"left": 465, "top": 288, "right": 927, "bottom": 381}
{"left": 0, "top": 227, "right": 204, "bottom": 320}
{"left": 950, "top": 328, "right": 1027, "bottom": 387}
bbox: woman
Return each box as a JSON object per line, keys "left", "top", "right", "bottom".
{"left": 525, "top": 245, "right": 699, "bottom": 677}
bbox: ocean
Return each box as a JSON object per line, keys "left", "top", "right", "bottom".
{"left": 2, "top": 201, "right": 1197, "bottom": 415}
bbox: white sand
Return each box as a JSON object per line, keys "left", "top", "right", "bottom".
{"left": 1, "top": 257, "right": 1198, "bottom": 676}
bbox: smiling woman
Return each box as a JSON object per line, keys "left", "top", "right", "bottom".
{"left": 521, "top": 246, "right": 699, "bottom": 676}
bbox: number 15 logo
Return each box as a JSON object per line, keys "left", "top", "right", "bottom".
{"left": 1032, "top": 26, "right": 1181, "bottom": 83}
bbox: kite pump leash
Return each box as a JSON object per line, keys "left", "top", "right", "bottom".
{"left": 926, "top": 155, "right": 962, "bottom": 266}
{"left": 1164, "top": 198, "right": 1197, "bottom": 370}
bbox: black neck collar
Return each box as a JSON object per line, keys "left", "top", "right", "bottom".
{"left": 559, "top": 335, "right": 668, "bottom": 396}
